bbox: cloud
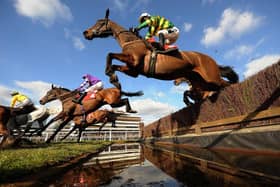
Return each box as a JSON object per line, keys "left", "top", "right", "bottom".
{"left": 244, "top": 54, "right": 280, "bottom": 78}
{"left": 0, "top": 85, "right": 12, "bottom": 104}
{"left": 183, "top": 22, "right": 192, "bottom": 32}
{"left": 14, "top": 0, "right": 73, "bottom": 26}
{"left": 128, "top": 98, "right": 176, "bottom": 125}
{"left": 64, "top": 28, "right": 85, "bottom": 50}
{"left": 72, "top": 37, "right": 85, "bottom": 50}
{"left": 201, "top": 0, "right": 217, "bottom": 5}
{"left": 224, "top": 44, "right": 254, "bottom": 59}
{"left": 14, "top": 80, "right": 52, "bottom": 100}
{"left": 201, "top": 8, "right": 263, "bottom": 47}
{"left": 171, "top": 83, "right": 190, "bottom": 94}
{"left": 112, "top": 0, "right": 149, "bottom": 13}
{"left": 224, "top": 38, "right": 264, "bottom": 59}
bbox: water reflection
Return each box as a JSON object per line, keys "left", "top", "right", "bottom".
{"left": 49, "top": 143, "right": 280, "bottom": 187}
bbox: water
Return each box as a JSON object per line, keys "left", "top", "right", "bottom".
{"left": 47, "top": 143, "right": 280, "bottom": 187}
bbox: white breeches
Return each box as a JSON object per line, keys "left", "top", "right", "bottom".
{"left": 15, "top": 98, "right": 33, "bottom": 108}
{"left": 85, "top": 81, "right": 104, "bottom": 92}
{"left": 158, "top": 26, "right": 180, "bottom": 44}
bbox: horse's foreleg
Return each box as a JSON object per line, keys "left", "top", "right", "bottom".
{"left": 60, "top": 126, "right": 77, "bottom": 141}
{"left": 98, "top": 118, "right": 108, "bottom": 131}
{"left": 112, "top": 65, "right": 139, "bottom": 77}
{"left": 106, "top": 53, "right": 134, "bottom": 89}
{"left": 106, "top": 53, "right": 133, "bottom": 75}
{"left": 35, "top": 112, "right": 65, "bottom": 136}
{"left": 45, "top": 118, "right": 70, "bottom": 143}
{"left": 77, "top": 126, "right": 84, "bottom": 143}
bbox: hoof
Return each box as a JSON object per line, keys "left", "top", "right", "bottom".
{"left": 127, "top": 110, "right": 137, "bottom": 113}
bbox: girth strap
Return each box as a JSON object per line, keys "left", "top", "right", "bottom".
{"left": 148, "top": 50, "right": 157, "bottom": 77}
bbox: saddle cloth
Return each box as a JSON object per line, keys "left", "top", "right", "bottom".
{"left": 83, "top": 91, "right": 96, "bottom": 101}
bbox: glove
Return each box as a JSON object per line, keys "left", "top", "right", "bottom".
{"left": 130, "top": 27, "right": 139, "bottom": 33}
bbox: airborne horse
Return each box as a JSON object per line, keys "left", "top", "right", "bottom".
{"left": 60, "top": 109, "right": 120, "bottom": 142}
{"left": 83, "top": 9, "right": 239, "bottom": 105}
{"left": 39, "top": 85, "right": 142, "bottom": 143}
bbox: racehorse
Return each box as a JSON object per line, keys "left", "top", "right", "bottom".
{"left": 83, "top": 9, "right": 239, "bottom": 105}
{"left": 0, "top": 105, "right": 13, "bottom": 148}
{"left": 60, "top": 109, "right": 120, "bottom": 142}
{"left": 39, "top": 84, "right": 143, "bottom": 143}
{"left": 0, "top": 105, "right": 37, "bottom": 148}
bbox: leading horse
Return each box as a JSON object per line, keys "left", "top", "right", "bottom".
{"left": 39, "top": 85, "right": 143, "bottom": 143}
{"left": 83, "top": 9, "right": 239, "bottom": 105}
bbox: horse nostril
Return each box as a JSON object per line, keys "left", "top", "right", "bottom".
{"left": 83, "top": 30, "right": 88, "bottom": 35}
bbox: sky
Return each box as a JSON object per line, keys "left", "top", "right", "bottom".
{"left": 0, "top": 0, "right": 279, "bottom": 125}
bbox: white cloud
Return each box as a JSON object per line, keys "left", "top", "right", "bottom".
{"left": 112, "top": 0, "right": 128, "bottom": 11}
{"left": 201, "top": 0, "right": 217, "bottom": 5}
{"left": 183, "top": 22, "right": 192, "bottom": 32}
{"left": 72, "top": 37, "right": 85, "bottom": 50}
{"left": 224, "top": 44, "right": 254, "bottom": 59}
{"left": 14, "top": 0, "right": 73, "bottom": 26}
{"left": 89, "top": 97, "right": 177, "bottom": 125}
{"left": 0, "top": 85, "right": 12, "bottom": 104}
{"left": 201, "top": 8, "right": 263, "bottom": 47}
{"left": 112, "top": 0, "right": 149, "bottom": 13}
{"left": 131, "top": 98, "right": 176, "bottom": 125}
{"left": 64, "top": 28, "right": 85, "bottom": 51}
{"left": 171, "top": 84, "right": 190, "bottom": 94}
{"left": 244, "top": 54, "right": 280, "bottom": 78}
{"left": 224, "top": 38, "right": 264, "bottom": 59}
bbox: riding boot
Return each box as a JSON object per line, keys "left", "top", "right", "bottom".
{"left": 159, "top": 33, "right": 165, "bottom": 50}
{"left": 72, "top": 92, "right": 87, "bottom": 104}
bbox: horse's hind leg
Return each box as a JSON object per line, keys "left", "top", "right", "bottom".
{"left": 119, "top": 98, "right": 137, "bottom": 113}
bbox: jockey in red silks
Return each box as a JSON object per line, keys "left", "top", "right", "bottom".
{"left": 72, "top": 74, "right": 104, "bottom": 104}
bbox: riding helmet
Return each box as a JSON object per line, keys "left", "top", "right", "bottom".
{"left": 139, "top": 12, "right": 151, "bottom": 23}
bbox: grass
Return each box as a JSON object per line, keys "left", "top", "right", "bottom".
{"left": 0, "top": 141, "right": 111, "bottom": 182}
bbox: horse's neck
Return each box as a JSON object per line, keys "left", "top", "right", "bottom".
{"left": 109, "top": 21, "right": 140, "bottom": 48}
{"left": 57, "top": 90, "right": 76, "bottom": 102}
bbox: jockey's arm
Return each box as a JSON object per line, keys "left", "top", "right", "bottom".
{"left": 136, "top": 19, "right": 152, "bottom": 31}
{"left": 10, "top": 96, "right": 18, "bottom": 107}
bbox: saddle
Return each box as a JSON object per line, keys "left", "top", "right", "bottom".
{"left": 147, "top": 42, "right": 179, "bottom": 77}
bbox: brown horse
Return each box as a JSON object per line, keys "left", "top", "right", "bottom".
{"left": 0, "top": 105, "right": 32, "bottom": 148}
{"left": 60, "top": 109, "right": 120, "bottom": 142}
{"left": 0, "top": 105, "right": 13, "bottom": 148}
{"left": 83, "top": 9, "right": 239, "bottom": 105}
{"left": 39, "top": 85, "right": 143, "bottom": 143}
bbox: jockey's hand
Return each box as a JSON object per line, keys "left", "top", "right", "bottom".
{"left": 130, "top": 27, "right": 139, "bottom": 34}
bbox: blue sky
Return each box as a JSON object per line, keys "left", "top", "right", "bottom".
{"left": 0, "top": 0, "right": 279, "bottom": 124}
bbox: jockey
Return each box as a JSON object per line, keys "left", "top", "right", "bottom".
{"left": 72, "top": 74, "right": 104, "bottom": 104}
{"left": 10, "top": 91, "right": 35, "bottom": 114}
{"left": 134, "top": 13, "right": 179, "bottom": 50}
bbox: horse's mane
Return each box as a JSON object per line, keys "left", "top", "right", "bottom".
{"left": 54, "top": 86, "right": 71, "bottom": 92}
{"left": 60, "top": 87, "right": 71, "bottom": 92}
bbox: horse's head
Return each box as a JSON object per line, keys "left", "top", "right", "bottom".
{"left": 83, "top": 9, "right": 113, "bottom": 40}
{"left": 39, "top": 84, "right": 65, "bottom": 105}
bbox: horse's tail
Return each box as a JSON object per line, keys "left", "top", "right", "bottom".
{"left": 121, "top": 90, "right": 144, "bottom": 97}
{"left": 219, "top": 65, "right": 239, "bottom": 84}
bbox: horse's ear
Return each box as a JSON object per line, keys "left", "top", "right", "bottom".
{"left": 51, "top": 84, "right": 54, "bottom": 89}
{"left": 105, "top": 8, "right": 109, "bottom": 19}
